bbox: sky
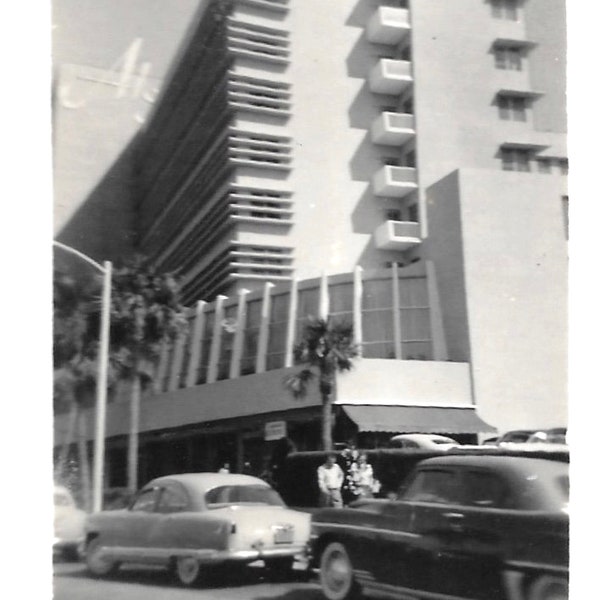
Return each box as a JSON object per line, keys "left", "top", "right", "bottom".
{"left": 52, "top": 0, "right": 203, "bottom": 77}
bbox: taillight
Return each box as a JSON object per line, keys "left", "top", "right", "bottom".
{"left": 230, "top": 522, "right": 237, "bottom": 534}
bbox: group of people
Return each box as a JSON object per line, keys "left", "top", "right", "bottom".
{"left": 317, "top": 448, "right": 378, "bottom": 508}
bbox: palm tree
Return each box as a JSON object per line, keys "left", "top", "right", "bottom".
{"left": 108, "top": 257, "right": 187, "bottom": 493}
{"left": 284, "top": 317, "right": 358, "bottom": 451}
{"left": 53, "top": 270, "right": 104, "bottom": 510}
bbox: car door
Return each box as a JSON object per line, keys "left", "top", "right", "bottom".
{"left": 390, "top": 465, "right": 466, "bottom": 597}
{"left": 115, "top": 486, "right": 162, "bottom": 560}
{"left": 448, "top": 468, "right": 529, "bottom": 600}
{"left": 148, "top": 481, "right": 193, "bottom": 553}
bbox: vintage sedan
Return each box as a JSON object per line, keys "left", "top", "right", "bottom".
{"left": 84, "top": 473, "right": 311, "bottom": 586}
{"left": 310, "top": 455, "right": 568, "bottom": 600}
{"left": 54, "top": 484, "right": 86, "bottom": 561}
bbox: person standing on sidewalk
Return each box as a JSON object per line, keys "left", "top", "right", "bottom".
{"left": 317, "top": 453, "right": 344, "bottom": 508}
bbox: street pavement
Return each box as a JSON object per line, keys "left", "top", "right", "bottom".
{"left": 53, "top": 561, "right": 322, "bottom": 600}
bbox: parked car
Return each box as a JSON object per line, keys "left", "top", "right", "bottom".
{"left": 54, "top": 485, "right": 86, "bottom": 561}
{"left": 496, "top": 430, "right": 539, "bottom": 446}
{"left": 83, "top": 473, "right": 311, "bottom": 586}
{"left": 388, "top": 433, "right": 459, "bottom": 450}
{"left": 310, "top": 455, "right": 568, "bottom": 600}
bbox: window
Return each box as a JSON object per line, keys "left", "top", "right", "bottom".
{"left": 536, "top": 159, "right": 552, "bottom": 174}
{"left": 399, "top": 45, "right": 411, "bottom": 61}
{"left": 205, "top": 485, "right": 284, "bottom": 507}
{"left": 157, "top": 484, "right": 189, "bottom": 513}
{"left": 491, "top": 0, "right": 518, "bottom": 21}
{"left": 558, "top": 159, "right": 569, "bottom": 175}
{"left": 408, "top": 204, "right": 419, "bottom": 222}
{"left": 462, "top": 470, "right": 512, "bottom": 508}
{"left": 494, "top": 46, "right": 522, "bottom": 70}
{"left": 403, "top": 150, "right": 417, "bottom": 168}
{"left": 561, "top": 195, "right": 569, "bottom": 239}
{"left": 383, "top": 156, "right": 401, "bottom": 166}
{"left": 403, "top": 469, "right": 460, "bottom": 504}
{"left": 386, "top": 209, "right": 402, "bottom": 221}
{"left": 402, "top": 97, "right": 414, "bottom": 114}
{"left": 501, "top": 148, "right": 531, "bottom": 171}
{"left": 498, "top": 95, "right": 527, "bottom": 121}
{"left": 130, "top": 488, "right": 159, "bottom": 512}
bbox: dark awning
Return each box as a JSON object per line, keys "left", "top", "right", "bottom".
{"left": 343, "top": 405, "right": 496, "bottom": 434}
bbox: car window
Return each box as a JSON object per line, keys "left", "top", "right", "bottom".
{"left": 402, "top": 469, "right": 460, "bottom": 504}
{"left": 130, "top": 487, "right": 159, "bottom": 512}
{"left": 205, "top": 485, "right": 285, "bottom": 508}
{"left": 461, "top": 470, "right": 513, "bottom": 508}
{"left": 157, "top": 484, "right": 190, "bottom": 513}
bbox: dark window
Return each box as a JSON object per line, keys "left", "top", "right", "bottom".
{"left": 462, "top": 470, "right": 513, "bottom": 508}
{"left": 386, "top": 209, "right": 402, "bottom": 221}
{"left": 403, "top": 469, "right": 460, "bottom": 504}
{"left": 383, "top": 156, "right": 401, "bottom": 166}
{"left": 498, "top": 95, "right": 527, "bottom": 121}
{"left": 495, "top": 46, "right": 522, "bottom": 70}
{"left": 399, "top": 46, "right": 411, "bottom": 61}
{"left": 558, "top": 159, "right": 569, "bottom": 175}
{"left": 491, "top": 0, "right": 518, "bottom": 20}
{"left": 537, "top": 159, "right": 552, "bottom": 174}
{"left": 205, "top": 485, "right": 285, "bottom": 507}
{"left": 403, "top": 150, "right": 417, "bottom": 168}
{"left": 501, "top": 148, "right": 530, "bottom": 172}
{"left": 402, "top": 97, "right": 414, "bottom": 114}
{"left": 561, "top": 195, "right": 569, "bottom": 239}
{"left": 130, "top": 488, "right": 159, "bottom": 512}
{"left": 408, "top": 203, "right": 419, "bottom": 222}
{"left": 157, "top": 484, "right": 189, "bottom": 513}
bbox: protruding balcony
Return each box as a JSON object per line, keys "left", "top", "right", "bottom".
{"left": 369, "top": 59, "right": 412, "bottom": 95}
{"left": 371, "top": 112, "right": 415, "bottom": 145}
{"left": 367, "top": 7, "right": 411, "bottom": 45}
{"left": 373, "top": 165, "right": 418, "bottom": 197}
{"left": 374, "top": 220, "right": 421, "bottom": 251}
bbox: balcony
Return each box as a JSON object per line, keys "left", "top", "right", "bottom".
{"left": 374, "top": 220, "right": 421, "bottom": 251}
{"left": 371, "top": 112, "right": 415, "bottom": 145}
{"left": 372, "top": 165, "right": 418, "bottom": 197}
{"left": 367, "top": 7, "right": 411, "bottom": 45}
{"left": 369, "top": 59, "right": 412, "bottom": 95}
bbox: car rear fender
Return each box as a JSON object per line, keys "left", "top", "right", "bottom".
{"left": 152, "top": 512, "right": 233, "bottom": 551}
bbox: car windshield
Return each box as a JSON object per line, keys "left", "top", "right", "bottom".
{"left": 205, "top": 485, "right": 285, "bottom": 508}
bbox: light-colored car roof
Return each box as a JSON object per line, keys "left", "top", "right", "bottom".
{"left": 391, "top": 434, "right": 457, "bottom": 445}
{"left": 148, "top": 473, "right": 270, "bottom": 504}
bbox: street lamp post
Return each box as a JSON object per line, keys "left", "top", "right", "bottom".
{"left": 53, "top": 241, "right": 112, "bottom": 513}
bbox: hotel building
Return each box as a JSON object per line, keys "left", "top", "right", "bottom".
{"left": 55, "top": 0, "right": 568, "bottom": 482}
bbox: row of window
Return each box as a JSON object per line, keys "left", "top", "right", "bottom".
{"left": 501, "top": 149, "right": 568, "bottom": 174}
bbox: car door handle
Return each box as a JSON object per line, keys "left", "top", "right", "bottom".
{"left": 442, "top": 512, "right": 465, "bottom": 532}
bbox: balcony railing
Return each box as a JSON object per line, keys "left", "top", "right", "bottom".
{"left": 374, "top": 220, "right": 421, "bottom": 250}
{"left": 371, "top": 112, "right": 415, "bottom": 145}
{"left": 373, "top": 165, "right": 418, "bottom": 197}
{"left": 369, "top": 59, "right": 413, "bottom": 95}
{"left": 366, "top": 6, "right": 411, "bottom": 45}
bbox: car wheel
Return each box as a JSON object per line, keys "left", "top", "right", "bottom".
{"left": 319, "top": 542, "right": 361, "bottom": 600}
{"left": 175, "top": 556, "right": 203, "bottom": 587}
{"left": 85, "top": 538, "right": 119, "bottom": 577}
{"left": 265, "top": 556, "right": 295, "bottom": 581}
{"left": 528, "top": 576, "right": 568, "bottom": 600}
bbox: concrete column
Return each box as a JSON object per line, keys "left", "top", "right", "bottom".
{"left": 167, "top": 332, "right": 187, "bottom": 391}
{"left": 154, "top": 340, "right": 170, "bottom": 393}
{"left": 391, "top": 262, "right": 403, "bottom": 360}
{"left": 185, "top": 300, "right": 206, "bottom": 388}
{"left": 207, "top": 295, "right": 227, "bottom": 384}
{"left": 425, "top": 260, "right": 449, "bottom": 360}
{"left": 284, "top": 277, "right": 299, "bottom": 367}
{"left": 229, "top": 289, "right": 249, "bottom": 379}
{"left": 353, "top": 266, "right": 363, "bottom": 357}
{"left": 319, "top": 271, "right": 329, "bottom": 320}
{"left": 256, "top": 282, "right": 274, "bottom": 373}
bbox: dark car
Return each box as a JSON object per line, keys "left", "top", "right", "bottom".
{"left": 310, "top": 455, "right": 568, "bottom": 600}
